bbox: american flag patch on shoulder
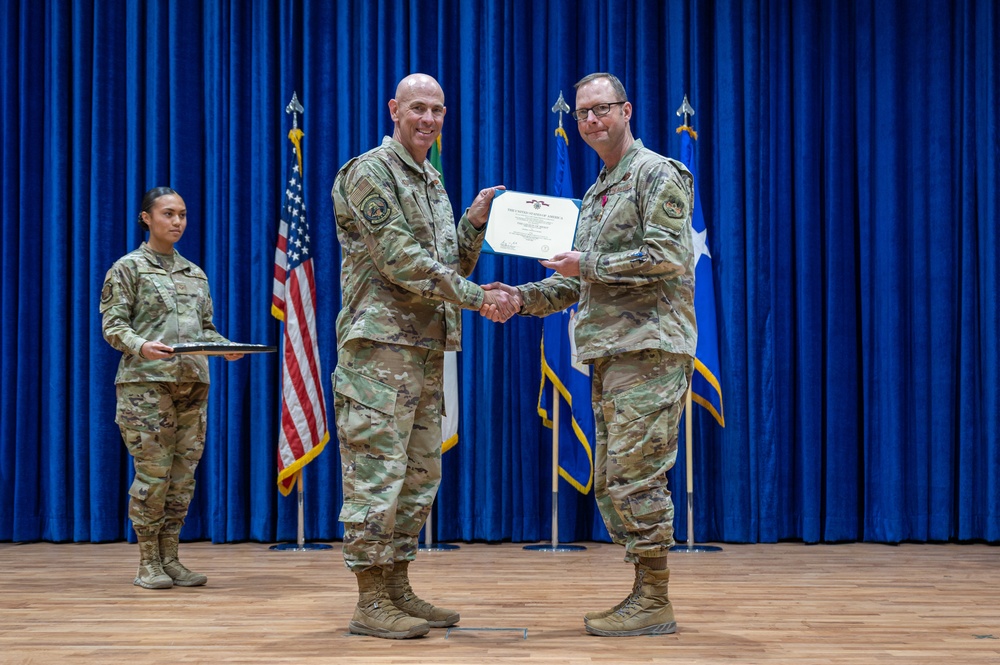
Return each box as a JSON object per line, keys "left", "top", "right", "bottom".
{"left": 349, "top": 178, "right": 375, "bottom": 208}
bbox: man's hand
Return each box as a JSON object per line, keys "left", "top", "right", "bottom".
{"left": 540, "top": 251, "right": 582, "bottom": 277}
{"left": 223, "top": 353, "right": 245, "bottom": 361}
{"left": 480, "top": 282, "right": 522, "bottom": 323}
{"left": 467, "top": 185, "right": 506, "bottom": 229}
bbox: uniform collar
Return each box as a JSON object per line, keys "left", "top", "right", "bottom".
{"left": 382, "top": 136, "right": 441, "bottom": 186}
{"left": 139, "top": 242, "right": 185, "bottom": 271}
{"left": 599, "top": 138, "right": 644, "bottom": 186}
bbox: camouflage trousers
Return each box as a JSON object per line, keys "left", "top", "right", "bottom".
{"left": 333, "top": 339, "right": 444, "bottom": 572}
{"left": 116, "top": 381, "right": 209, "bottom": 538}
{"left": 591, "top": 350, "right": 693, "bottom": 560}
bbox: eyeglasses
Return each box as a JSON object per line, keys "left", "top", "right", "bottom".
{"left": 571, "top": 101, "right": 626, "bottom": 122}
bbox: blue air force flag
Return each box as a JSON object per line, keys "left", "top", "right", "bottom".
{"left": 679, "top": 129, "right": 725, "bottom": 426}
{"left": 537, "top": 126, "right": 595, "bottom": 493}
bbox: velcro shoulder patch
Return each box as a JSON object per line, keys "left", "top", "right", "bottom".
{"left": 653, "top": 180, "right": 691, "bottom": 235}
{"left": 663, "top": 194, "right": 686, "bottom": 219}
{"left": 349, "top": 177, "right": 394, "bottom": 225}
{"left": 657, "top": 179, "right": 690, "bottom": 233}
{"left": 349, "top": 177, "right": 375, "bottom": 208}
{"left": 101, "top": 280, "right": 114, "bottom": 305}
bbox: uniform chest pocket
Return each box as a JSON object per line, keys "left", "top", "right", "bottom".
{"left": 136, "top": 267, "right": 172, "bottom": 308}
{"left": 174, "top": 274, "right": 209, "bottom": 312}
{"left": 592, "top": 196, "right": 638, "bottom": 252}
{"left": 400, "top": 192, "right": 436, "bottom": 248}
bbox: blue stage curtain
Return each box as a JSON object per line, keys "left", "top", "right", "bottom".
{"left": 0, "top": 0, "right": 997, "bottom": 545}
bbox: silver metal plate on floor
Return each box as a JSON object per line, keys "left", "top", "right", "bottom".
{"left": 445, "top": 626, "right": 528, "bottom": 640}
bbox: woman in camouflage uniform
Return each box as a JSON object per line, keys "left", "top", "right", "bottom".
{"left": 100, "top": 187, "right": 243, "bottom": 589}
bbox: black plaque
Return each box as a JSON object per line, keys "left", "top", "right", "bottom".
{"left": 169, "top": 342, "right": 277, "bottom": 356}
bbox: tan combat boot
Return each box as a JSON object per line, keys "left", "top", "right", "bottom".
{"left": 585, "top": 559, "right": 676, "bottom": 637}
{"left": 350, "top": 568, "right": 430, "bottom": 639}
{"left": 159, "top": 531, "right": 207, "bottom": 587}
{"left": 384, "top": 560, "right": 460, "bottom": 628}
{"left": 584, "top": 562, "right": 641, "bottom": 621}
{"left": 134, "top": 533, "right": 173, "bottom": 589}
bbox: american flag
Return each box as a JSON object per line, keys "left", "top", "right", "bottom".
{"left": 273, "top": 128, "right": 329, "bottom": 495}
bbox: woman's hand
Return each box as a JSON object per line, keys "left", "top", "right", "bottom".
{"left": 140, "top": 340, "right": 174, "bottom": 360}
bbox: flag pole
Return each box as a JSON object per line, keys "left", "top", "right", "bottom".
{"left": 426, "top": 508, "right": 433, "bottom": 548}
{"left": 684, "top": 389, "right": 695, "bottom": 546}
{"left": 668, "top": 388, "right": 721, "bottom": 552}
{"left": 552, "top": 397, "right": 560, "bottom": 547}
{"left": 421, "top": 502, "right": 459, "bottom": 551}
{"left": 525, "top": 387, "right": 583, "bottom": 552}
{"left": 670, "top": 94, "right": 721, "bottom": 553}
{"left": 669, "top": 389, "right": 720, "bottom": 552}
{"left": 270, "top": 468, "right": 332, "bottom": 551}
{"left": 297, "top": 473, "right": 305, "bottom": 547}
{"left": 524, "top": 91, "right": 587, "bottom": 554}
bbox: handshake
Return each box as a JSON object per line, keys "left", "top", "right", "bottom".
{"left": 474, "top": 250, "right": 582, "bottom": 324}
{"left": 478, "top": 282, "right": 521, "bottom": 323}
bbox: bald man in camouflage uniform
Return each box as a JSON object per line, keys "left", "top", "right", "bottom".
{"left": 101, "top": 187, "right": 241, "bottom": 590}
{"left": 485, "top": 73, "right": 696, "bottom": 637}
{"left": 331, "top": 73, "right": 517, "bottom": 639}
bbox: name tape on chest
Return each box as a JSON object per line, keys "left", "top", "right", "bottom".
{"left": 607, "top": 182, "right": 634, "bottom": 196}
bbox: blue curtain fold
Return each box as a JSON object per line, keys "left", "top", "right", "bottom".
{"left": 1, "top": 0, "right": 997, "bottom": 545}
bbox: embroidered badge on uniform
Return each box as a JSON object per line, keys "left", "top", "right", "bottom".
{"left": 101, "top": 281, "right": 114, "bottom": 304}
{"left": 664, "top": 195, "right": 686, "bottom": 218}
{"left": 361, "top": 192, "right": 391, "bottom": 223}
{"left": 349, "top": 178, "right": 374, "bottom": 208}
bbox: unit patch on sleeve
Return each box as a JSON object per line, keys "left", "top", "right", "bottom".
{"left": 361, "top": 192, "right": 391, "bottom": 223}
{"left": 663, "top": 194, "right": 686, "bottom": 219}
{"left": 101, "top": 281, "right": 114, "bottom": 305}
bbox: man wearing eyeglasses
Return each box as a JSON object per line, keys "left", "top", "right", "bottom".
{"left": 331, "top": 73, "right": 517, "bottom": 640}
{"left": 484, "top": 72, "right": 696, "bottom": 637}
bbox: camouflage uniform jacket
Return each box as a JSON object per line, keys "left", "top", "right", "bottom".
{"left": 519, "top": 139, "right": 697, "bottom": 362}
{"left": 100, "top": 243, "right": 230, "bottom": 384}
{"left": 332, "top": 136, "right": 486, "bottom": 351}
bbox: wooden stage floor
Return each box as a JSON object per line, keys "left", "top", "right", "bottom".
{"left": 1, "top": 540, "right": 998, "bottom": 664}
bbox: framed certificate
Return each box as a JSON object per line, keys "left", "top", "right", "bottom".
{"left": 482, "top": 190, "right": 581, "bottom": 259}
{"left": 170, "top": 342, "right": 277, "bottom": 356}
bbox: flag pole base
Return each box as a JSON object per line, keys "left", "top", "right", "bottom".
{"left": 269, "top": 542, "right": 333, "bottom": 551}
{"left": 669, "top": 543, "right": 723, "bottom": 553}
{"left": 523, "top": 543, "right": 587, "bottom": 552}
{"left": 419, "top": 543, "right": 461, "bottom": 551}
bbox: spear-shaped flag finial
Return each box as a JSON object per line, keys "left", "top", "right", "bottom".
{"left": 285, "top": 92, "right": 304, "bottom": 130}
{"left": 675, "top": 94, "right": 697, "bottom": 139}
{"left": 552, "top": 90, "right": 571, "bottom": 131}
{"left": 676, "top": 94, "right": 695, "bottom": 127}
